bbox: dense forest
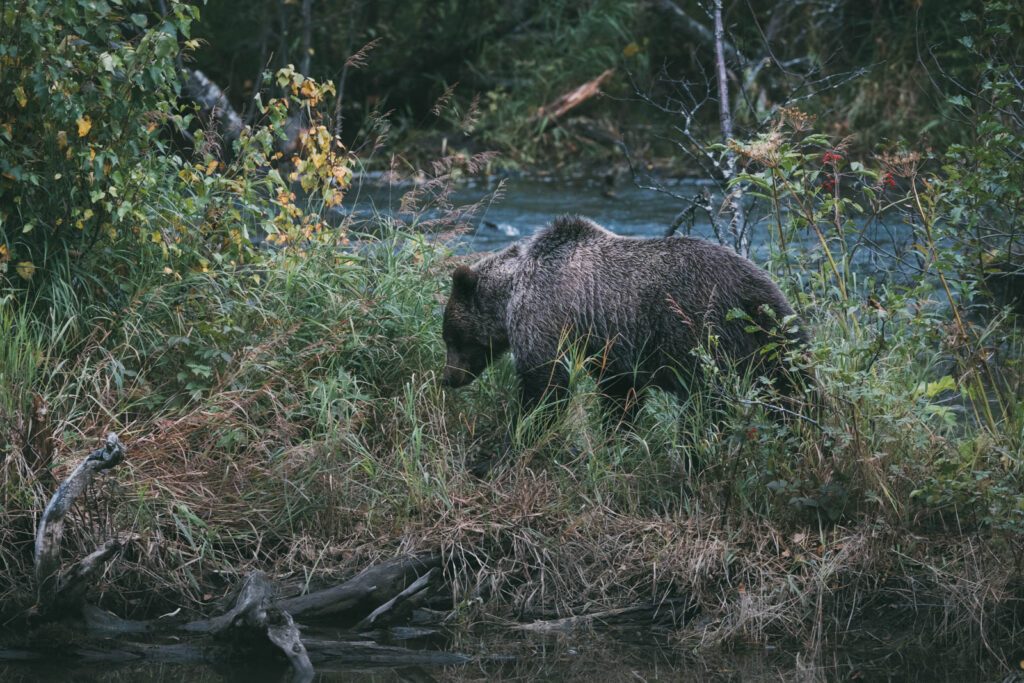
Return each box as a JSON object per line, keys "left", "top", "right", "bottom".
{"left": 1, "top": 0, "right": 1023, "bottom": 679}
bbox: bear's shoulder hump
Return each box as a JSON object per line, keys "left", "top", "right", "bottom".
{"left": 529, "top": 215, "right": 610, "bottom": 253}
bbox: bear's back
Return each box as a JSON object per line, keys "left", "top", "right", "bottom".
{"left": 515, "top": 215, "right": 800, "bottom": 349}
{"left": 523, "top": 215, "right": 760, "bottom": 283}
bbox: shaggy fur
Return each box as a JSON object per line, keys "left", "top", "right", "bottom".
{"left": 442, "top": 215, "right": 807, "bottom": 415}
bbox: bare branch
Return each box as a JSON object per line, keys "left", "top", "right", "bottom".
{"left": 34, "top": 433, "right": 126, "bottom": 613}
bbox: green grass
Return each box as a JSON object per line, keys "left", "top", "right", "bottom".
{"left": 1, "top": 214, "right": 1021, "bottom": 656}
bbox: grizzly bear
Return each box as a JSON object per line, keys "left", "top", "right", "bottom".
{"left": 441, "top": 215, "right": 807, "bottom": 420}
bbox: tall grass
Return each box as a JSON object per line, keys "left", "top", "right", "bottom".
{"left": 3, "top": 208, "right": 1020, "bottom": 654}
{"left": 1, "top": 137, "right": 1022, "bottom": 670}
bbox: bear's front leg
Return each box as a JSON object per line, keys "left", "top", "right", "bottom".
{"left": 467, "top": 360, "right": 569, "bottom": 477}
{"left": 517, "top": 363, "right": 570, "bottom": 415}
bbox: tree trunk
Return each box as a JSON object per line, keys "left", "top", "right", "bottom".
{"left": 713, "top": 0, "right": 748, "bottom": 256}
{"left": 299, "top": 0, "right": 313, "bottom": 76}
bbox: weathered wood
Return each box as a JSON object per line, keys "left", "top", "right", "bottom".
{"left": 356, "top": 567, "right": 435, "bottom": 630}
{"left": 82, "top": 604, "right": 153, "bottom": 635}
{"left": 52, "top": 536, "right": 137, "bottom": 611}
{"left": 0, "top": 635, "right": 471, "bottom": 668}
{"left": 34, "top": 433, "right": 125, "bottom": 612}
{"left": 26, "top": 437, "right": 454, "bottom": 675}
{"left": 532, "top": 69, "right": 614, "bottom": 124}
{"left": 514, "top": 599, "right": 694, "bottom": 633}
{"left": 186, "top": 571, "right": 313, "bottom": 679}
{"left": 279, "top": 553, "right": 442, "bottom": 620}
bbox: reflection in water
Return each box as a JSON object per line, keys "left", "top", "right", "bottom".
{"left": 0, "top": 629, "right": 1001, "bottom": 682}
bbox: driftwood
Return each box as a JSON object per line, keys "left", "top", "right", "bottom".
{"left": 514, "top": 599, "right": 694, "bottom": 633}
{"left": 33, "top": 432, "right": 126, "bottom": 614}
{"left": 532, "top": 69, "right": 614, "bottom": 124}
{"left": 185, "top": 572, "right": 313, "bottom": 680}
{"left": 17, "top": 433, "right": 458, "bottom": 678}
{"left": 19, "top": 554, "right": 450, "bottom": 676}
{"left": 355, "top": 567, "right": 436, "bottom": 630}
{"left": 13, "top": 435, "right": 699, "bottom": 677}
{"left": 279, "top": 553, "right": 442, "bottom": 620}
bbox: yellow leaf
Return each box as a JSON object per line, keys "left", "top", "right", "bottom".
{"left": 150, "top": 231, "right": 162, "bottom": 244}
{"left": 76, "top": 116, "right": 92, "bottom": 137}
{"left": 14, "top": 86, "right": 27, "bottom": 108}
{"left": 205, "top": 159, "right": 219, "bottom": 175}
{"left": 331, "top": 164, "right": 351, "bottom": 186}
{"left": 16, "top": 261, "right": 36, "bottom": 280}
{"left": 57, "top": 130, "right": 68, "bottom": 148}
{"left": 622, "top": 42, "right": 640, "bottom": 58}
{"left": 0, "top": 244, "right": 9, "bottom": 260}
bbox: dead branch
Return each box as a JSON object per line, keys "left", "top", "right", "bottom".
{"left": 650, "top": 0, "right": 741, "bottom": 64}
{"left": 355, "top": 567, "right": 436, "bottom": 630}
{"left": 34, "top": 433, "right": 125, "bottom": 613}
{"left": 279, "top": 553, "right": 442, "bottom": 620}
{"left": 187, "top": 572, "right": 313, "bottom": 680}
{"left": 52, "top": 535, "right": 138, "bottom": 611}
{"left": 514, "top": 599, "right": 694, "bottom": 633}
{"left": 532, "top": 69, "right": 614, "bottom": 124}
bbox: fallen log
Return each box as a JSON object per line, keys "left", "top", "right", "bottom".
{"left": 356, "top": 567, "right": 436, "bottom": 630}
{"left": 279, "top": 553, "right": 443, "bottom": 621}
{"left": 0, "top": 634, "right": 471, "bottom": 669}
{"left": 514, "top": 599, "right": 695, "bottom": 633}
{"left": 185, "top": 571, "right": 313, "bottom": 680}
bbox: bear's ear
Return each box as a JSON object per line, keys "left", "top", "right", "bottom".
{"left": 452, "top": 265, "right": 478, "bottom": 295}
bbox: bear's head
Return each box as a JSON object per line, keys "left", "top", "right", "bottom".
{"left": 441, "top": 264, "right": 509, "bottom": 387}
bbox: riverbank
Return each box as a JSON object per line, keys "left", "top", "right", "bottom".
{"left": 2, "top": 221, "right": 1021, "bottom": 675}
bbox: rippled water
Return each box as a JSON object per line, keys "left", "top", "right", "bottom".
{"left": 0, "top": 628, "right": 1003, "bottom": 681}
{"left": 347, "top": 172, "right": 920, "bottom": 286}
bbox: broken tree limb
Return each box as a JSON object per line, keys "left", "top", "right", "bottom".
{"left": 34, "top": 433, "right": 125, "bottom": 612}
{"left": 514, "top": 599, "right": 695, "bottom": 633}
{"left": 279, "top": 553, "right": 442, "bottom": 621}
{"left": 187, "top": 571, "right": 313, "bottom": 680}
{"left": 355, "top": 567, "right": 436, "bottom": 630}
{"left": 53, "top": 535, "right": 138, "bottom": 611}
{"left": 532, "top": 69, "right": 614, "bottom": 125}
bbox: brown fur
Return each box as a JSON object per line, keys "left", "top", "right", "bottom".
{"left": 442, "top": 215, "right": 807, "bottom": 416}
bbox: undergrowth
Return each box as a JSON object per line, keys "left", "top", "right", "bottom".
{"left": 2, "top": 207, "right": 1022, "bottom": 658}
{"left": 1, "top": 2, "right": 1022, "bottom": 670}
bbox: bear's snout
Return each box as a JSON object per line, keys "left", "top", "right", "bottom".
{"left": 441, "top": 364, "right": 473, "bottom": 388}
